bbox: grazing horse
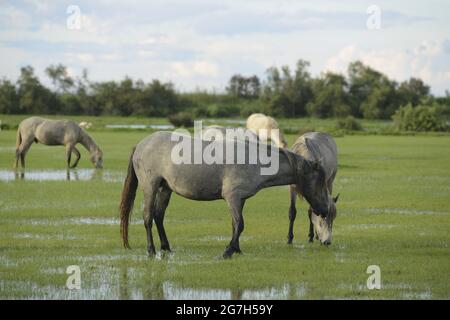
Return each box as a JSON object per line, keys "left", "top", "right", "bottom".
{"left": 246, "top": 113, "right": 287, "bottom": 148}
{"left": 119, "top": 131, "right": 331, "bottom": 258}
{"left": 14, "top": 117, "right": 103, "bottom": 170}
{"left": 287, "top": 132, "right": 339, "bottom": 245}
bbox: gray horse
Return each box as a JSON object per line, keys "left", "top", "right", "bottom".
{"left": 14, "top": 117, "right": 103, "bottom": 170}
{"left": 287, "top": 132, "right": 339, "bottom": 245}
{"left": 119, "top": 131, "right": 331, "bottom": 258}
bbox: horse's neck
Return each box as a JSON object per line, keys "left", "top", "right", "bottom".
{"left": 259, "top": 151, "right": 297, "bottom": 188}
{"left": 79, "top": 130, "right": 98, "bottom": 153}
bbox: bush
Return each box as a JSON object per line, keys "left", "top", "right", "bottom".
{"left": 168, "top": 112, "right": 194, "bottom": 128}
{"left": 392, "top": 104, "right": 448, "bottom": 132}
{"left": 0, "top": 121, "right": 11, "bottom": 130}
{"left": 336, "top": 116, "right": 363, "bottom": 131}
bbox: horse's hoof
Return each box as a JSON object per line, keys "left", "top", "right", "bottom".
{"left": 161, "top": 245, "right": 171, "bottom": 252}
{"left": 308, "top": 238, "right": 314, "bottom": 243}
{"left": 147, "top": 246, "right": 156, "bottom": 256}
{"left": 287, "top": 237, "right": 293, "bottom": 245}
{"left": 223, "top": 246, "right": 236, "bottom": 258}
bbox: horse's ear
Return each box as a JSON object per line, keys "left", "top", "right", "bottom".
{"left": 333, "top": 193, "right": 340, "bottom": 203}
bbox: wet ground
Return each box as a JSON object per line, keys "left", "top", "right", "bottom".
{"left": 0, "top": 169, "right": 124, "bottom": 182}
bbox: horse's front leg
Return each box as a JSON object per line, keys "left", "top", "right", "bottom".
{"left": 66, "top": 144, "right": 74, "bottom": 168}
{"left": 287, "top": 185, "right": 297, "bottom": 244}
{"left": 223, "top": 196, "right": 246, "bottom": 258}
{"left": 308, "top": 208, "right": 314, "bottom": 243}
{"left": 71, "top": 147, "right": 81, "bottom": 168}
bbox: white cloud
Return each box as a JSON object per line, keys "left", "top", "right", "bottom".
{"left": 137, "top": 50, "right": 155, "bottom": 58}
{"left": 0, "top": 1, "right": 448, "bottom": 94}
{"left": 170, "top": 61, "right": 219, "bottom": 78}
{"left": 325, "top": 40, "right": 450, "bottom": 94}
{"left": 66, "top": 53, "right": 95, "bottom": 63}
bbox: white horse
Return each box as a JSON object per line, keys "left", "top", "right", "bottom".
{"left": 79, "top": 121, "right": 92, "bottom": 130}
{"left": 246, "top": 113, "right": 287, "bottom": 148}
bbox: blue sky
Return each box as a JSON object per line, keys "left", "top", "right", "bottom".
{"left": 0, "top": 0, "right": 449, "bottom": 94}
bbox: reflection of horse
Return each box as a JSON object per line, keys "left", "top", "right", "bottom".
{"left": 14, "top": 117, "right": 103, "bottom": 170}
{"left": 119, "top": 131, "right": 330, "bottom": 258}
{"left": 246, "top": 113, "right": 287, "bottom": 148}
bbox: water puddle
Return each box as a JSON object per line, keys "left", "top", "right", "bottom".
{"left": 4, "top": 217, "right": 121, "bottom": 226}
{"left": 0, "top": 169, "right": 124, "bottom": 182}
{"left": 365, "top": 208, "right": 450, "bottom": 216}
{"left": 136, "top": 282, "right": 305, "bottom": 300}
{"left": 105, "top": 124, "right": 174, "bottom": 130}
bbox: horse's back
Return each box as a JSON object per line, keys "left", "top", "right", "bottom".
{"left": 247, "top": 113, "right": 279, "bottom": 131}
{"left": 32, "top": 118, "right": 81, "bottom": 145}
{"left": 132, "top": 131, "right": 261, "bottom": 200}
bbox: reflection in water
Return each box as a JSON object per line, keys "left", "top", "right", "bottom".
{"left": 118, "top": 260, "right": 307, "bottom": 300}
{"left": 1, "top": 169, "right": 123, "bottom": 182}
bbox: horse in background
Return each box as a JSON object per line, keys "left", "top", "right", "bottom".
{"left": 246, "top": 113, "right": 287, "bottom": 148}
{"left": 14, "top": 117, "right": 103, "bottom": 170}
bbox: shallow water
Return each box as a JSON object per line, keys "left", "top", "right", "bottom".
{"left": 0, "top": 277, "right": 307, "bottom": 300}
{"left": 0, "top": 169, "right": 124, "bottom": 183}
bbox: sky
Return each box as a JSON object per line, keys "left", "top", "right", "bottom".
{"left": 0, "top": 0, "right": 449, "bottom": 95}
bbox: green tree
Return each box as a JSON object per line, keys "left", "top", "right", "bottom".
{"left": 261, "top": 59, "right": 312, "bottom": 117}
{"left": 17, "top": 66, "right": 58, "bottom": 114}
{"left": 348, "top": 61, "right": 398, "bottom": 119}
{"left": 227, "top": 74, "right": 260, "bottom": 98}
{"left": 0, "top": 79, "right": 19, "bottom": 114}
{"left": 397, "top": 77, "right": 430, "bottom": 107}
{"left": 307, "top": 72, "right": 350, "bottom": 118}
{"left": 45, "top": 64, "right": 74, "bottom": 93}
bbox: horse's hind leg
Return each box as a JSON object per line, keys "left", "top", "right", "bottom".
{"left": 154, "top": 184, "right": 172, "bottom": 251}
{"left": 287, "top": 185, "right": 297, "bottom": 244}
{"left": 223, "top": 196, "right": 246, "bottom": 258}
{"left": 16, "top": 137, "right": 34, "bottom": 170}
{"left": 143, "top": 181, "right": 159, "bottom": 255}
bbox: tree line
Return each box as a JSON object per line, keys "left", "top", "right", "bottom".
{"left": 0, "top": 60, "right": 449, "bottom": 119}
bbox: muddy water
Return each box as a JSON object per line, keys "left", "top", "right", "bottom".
{"left": 0, "top": 169, "right": 124, "bottom": 182}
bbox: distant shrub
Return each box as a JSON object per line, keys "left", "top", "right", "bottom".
{"left": 336, "top": 116, "right": 363, "bottom": 131}
{"left": 168, "top": 112, "right": 194, "bottom": 127}
{"left": 0, "top": 121, "right": 11, "bottom": 130}
{"left": 392, "top": 104, "right": 448, "bottom": 132}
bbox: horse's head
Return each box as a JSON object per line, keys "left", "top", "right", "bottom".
{"left": 310, "top": 194, "right": 339, "bottom": 245}
{"left": 90, "top": 149, "right": 103, "bottom": 168}
{"left": 297, "top": 158, "right": 330, "bottom": 218}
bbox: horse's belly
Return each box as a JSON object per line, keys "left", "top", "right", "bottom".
{"left": 35, "top": 127, "right": 65, "bottom": 145}
{"left": 167, "top": 178, "right": 223, "bottom": 201}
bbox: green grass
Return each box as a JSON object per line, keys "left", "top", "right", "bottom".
{"left": 0, "top": 120, "right": 449, "bottom": 299}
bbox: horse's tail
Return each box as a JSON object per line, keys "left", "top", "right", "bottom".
{"left": 119, "top": 147, "right": 138, "bottom": 249}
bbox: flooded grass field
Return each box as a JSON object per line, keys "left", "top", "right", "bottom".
{"left": 0, "top": 127, "right": 449, "bottom": 299}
